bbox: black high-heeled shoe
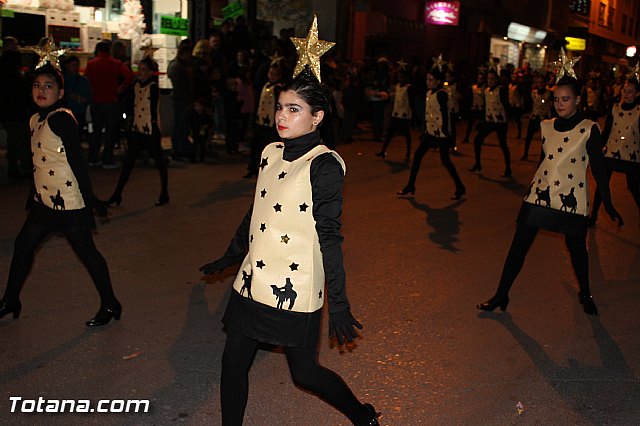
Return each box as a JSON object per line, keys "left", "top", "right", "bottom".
{"left": 107, "top": 194, "right": 122, "bottom": 207}
{"left": 501, "top": 169, "right": 512, "bottom": 178}
{"left": 364, "top": 403, "right": 381, "bottom": 426}
{"left": 0, "top": 300, "right": 22, "bottom": 319}
{"left": 396, "top": 186, "right": 415, "bottom": 197}
{"left": 578, "top": 293, "right": 598, "bottom": 316}
{"left": 155, "top": 194, "right": 169, "bottom": 206}
{"left": 469, "top": 164, "right": 482, "bottom": 172}
{"left": 374, "top": 151, "right": 386, "bottom": 159}
{"left": 86, "top": 303, "right": 122, "bottom": 327}
{"left": 476, "top": 295, "right": 509, "bottom": 312}
{"left": 452, "top": 186, "right": 466, "bottom": 200}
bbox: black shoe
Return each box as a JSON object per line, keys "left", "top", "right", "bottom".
{"left": 396, "top": 186, "right": 415, "bottom": 197}
{"left": 588, "top": 215, "right": 598, "bottom": 227}
{"left": 155, "top": 194, "right": 169, "bottom": 206}
{"left": 374, "top": 151, "right": 386, "bottom": 159}
{"left": 0, "top": 300, "right": 22, "bottom": 319}
{"left": 476, "top": 295, "right": 509, "bottom": 312}
{"left": 452, "top": 186, "right": 466, "bottom": 200}
{"left": 469, "top": 165, "right": 482, "bottom": 172}
{"left": 578, "top": 293, "right": 598, "bottom": 316}
{"left": 107, "top": 194, "right": 122, "bottom": 207}
{"left": 86, "top": 303, "right": 122, "bottom": 327}
{"left": 364, "top": 403, "right": 381, "bottom": 426}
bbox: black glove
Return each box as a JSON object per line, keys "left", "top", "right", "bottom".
{"left": 89, "top": 196, "right": 109, "bottom": 219}
{"left": 329, "top": 309, "right": 362, "bottom": 345}
{"left": 604, "top": 203, "right": 624, "bottom": 227}
{"left": 199, "top": 256, "right": 237, "bottom": 275}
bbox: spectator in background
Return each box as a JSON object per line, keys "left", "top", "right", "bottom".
{"left": 192, "top": 39, "right": 212, "bottom": 105}
{"left": 167, "top": 44, "right": 194, "bottom": 161}
{"left": 63, "top": 55, "right": 92, "bottom": 140}
{"left": 84, "top": 40, "right": 133, "bottom": 168}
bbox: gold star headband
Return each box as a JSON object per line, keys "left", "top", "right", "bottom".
{"left": 555, "top": 47, "right": 580, "bottom": 82}
{"left": 34, "top": 37, "right": 66, "bottom": 71}
{"left": 290, "top": 14, "right": 335, "bottom": 82}
{"left": 397, "top": 59, "right": 408, "bottom": 71}
{"left": 431, "top": 53, "right": 446, "bottom": 72}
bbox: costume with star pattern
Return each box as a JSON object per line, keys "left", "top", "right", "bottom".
{"left": 591, "top": 99, "right": 640, "bottom": 223}
{"left": 472, "top": 80, "right": 511, "bottom": 175}
{"left": 378, "top": 82, "right": 413, "bottom": 159}
{"left": 523, "top": 86, "right": 553, "bottom": 159}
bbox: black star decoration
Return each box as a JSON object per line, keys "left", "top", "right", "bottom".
{"left": 563, "top": 137, "right": 569, "bottom": 142}
{"left": 256, "top": 260, "right": 265, "bottom": 269}
{"left": 554, "top": 180, "right": 561, "bottom": 186}
{"left": 278, "top": 171, "right": 287, "bottom": 180}
{"left": 41, "top": 156, "right": 47, "bottom": 162}
{"left": 582, "top": 156, "right": 586, "bottom": 161}
{"left": 538, "top": 178, "right": 542, "bottom": 184}
{"left": 568, "top": 173, "right": 574, "bottom": 179}
{"left": 571, "top": 158, "right": 577, "bottom": 164}
{"left": 548, "top": 154, "right": 554, "bottom": 160}
{"left": 281, "top": 234, "right": 290, "bottom": 244}
{"left": 65, "top": 180, "right": 72, "bottom": 187}
{"left": 579, "top": 181, "right": 584, "bottom": 188}
{"left": 541, "top": 137, "right": 546, "bottom": 144}
{"left": 273, "top": 203, "right": 282, "bottom": 212}
{"left": 318, "top": 290, "right": 322, "bottom": 298}
{"left": 260, "top": 157, "right": 269, "bottom": 170}
{"left": 58, "top": 147, "right": 64, "bottom": 153}
{"left": 48, "top": 169, "right": 55, "bottom": 176}
{"left": 260, "top": 223, "right": 266, "bottom": 232}
{"left": 143, "top": 124, "right": 150, "bottom": 134}
{"left": 37, "top": 142, "right": 41, "bottom": 148}
{"left": 299, "top": 202, "right": 309, "bottom": 212}
{"left": 557, "top": 147, "right": 563, "bottom": 153}
{"left": 544, "top": 170, "right": 548, "bottom": 175}
{"left": 260, "top": 188, "right": 267, "bottom": 198}
{"left": 580, "top": 127, "right": 586, "bottom": 133}
{"left": 289, "top": 262, "right": 299, "bottom": 271}
{"left": 250, "top": 234, "right": 254, "bottom": 242}
{"left": 42, "top": 185, "right": 48, "bottom": 190}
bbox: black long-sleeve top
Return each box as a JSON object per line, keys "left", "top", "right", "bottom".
{"left": 221, "top": 130, "right": 350, "bottom": 314}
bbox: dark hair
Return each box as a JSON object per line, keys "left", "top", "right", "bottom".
{"left": 281, "top": 68, "right": 331, "bottom": 116}
{"left": 95, "top": 41, "right": 111, "bottom": 54}
{"left": 625, "top": 78, "right": 639, "bottom": 91}
{"left": 139, "top": 56, "right": 158, "bottom": 72}
{"left": 427, "top": 68, "right": 444, "bottom": 82}
{"left": 556, "top": 76, "right": 581, "bottom": 97}
{"left": 487, "top": 68, "right": 499, "bottom": 78}
{"left": 64, "top": 55, "right": 80, "bottom": 67}
{"left": 34, "top": 63, "right": 64, "bottom": 89}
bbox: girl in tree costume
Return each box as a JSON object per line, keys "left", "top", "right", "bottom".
{"left": 200, "top": 17, "right": 379, "bottom": 426}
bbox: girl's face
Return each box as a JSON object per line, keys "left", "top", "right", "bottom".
{"left": 138, "top": 62, "right": 153, "bottom": 81}
{"left": 275, "top": 90, "right": 323, "bottom": 139}
{"left": 487, "top": 72, "right": 498, "bottom": 88}
{"left": 426, "top": 73, "right": 440, "bottom": 90}
{"left": 553, "top": 85, "right": 580, "bottom": 118}
{"left": 32, "top": 74, "right": 63, "bottom": 109}
{"left": 622, "top": 82, "right": 638, "bottom": 104}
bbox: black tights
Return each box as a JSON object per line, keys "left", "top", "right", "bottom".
{"left": 2, "top": 218, "right": 118, "bottom": 308}
{"left": 112, "top": 132, "right": 168, "bottom": 199}
{"left": 591, "top": 162, "right": 640, "bottom": 220}
{"left": 523, "top": 118, "right": 542, "bottom": 158}
{"left": 380, "top": 117, "right": 411, "bottom": 158}
{"left": 495, "top": 222, "right": 590, "bottom": 298}
{"left": 473, "top": 122, "right": 511, "bottom": 173}
{"left": 406, "top": 135, "right": 464, "bottom": 193}
{"left": 220, "top": 331, "right": 370, "bottom": 426}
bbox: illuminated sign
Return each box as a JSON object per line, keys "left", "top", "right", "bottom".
{"left": 160, "top": 16, "right": 189, "bottom": 37}
{"left": 626, "top": 46, "right": 636, "bottom": 57}
{"left": 425, "top": 1, "right": 460, "bottom": 26}
{"left": 222, "top": 1, "right": 245, "bottom": 20}
{"left": 565, "top": 37, "right": 586, "bottom": 51}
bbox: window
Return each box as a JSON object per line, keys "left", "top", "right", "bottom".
{"left": 608, "top": 6, "right": 616, "bottom": 28}
{"left": 569, "top": 0, "right": 591, "bottom": 15}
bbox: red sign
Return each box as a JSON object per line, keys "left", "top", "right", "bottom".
{"left": 425, "top": 1, "right": 460, "bottom": 26}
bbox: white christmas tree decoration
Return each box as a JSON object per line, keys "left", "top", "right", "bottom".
{"left": 118, "top": 0, "right": 150, "bottom": 63}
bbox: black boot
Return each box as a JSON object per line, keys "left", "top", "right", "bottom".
{"left": 578, "top": 293, "right": 598, "bottom": 316}
{"left": 363, "top": 403, "right": 380, "bottom": 426}
{"left": 0, "top": 300, "right": 22, "bottom": 319}
{"left": 86, "top": 303, "right": 122, "bottom": 327}
{"left": 476, "top": 294, "right": 509, "bottom": 312}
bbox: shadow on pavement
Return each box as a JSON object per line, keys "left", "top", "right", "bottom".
{"left": 407, "top": 198, "right": 464, "bottom": 253}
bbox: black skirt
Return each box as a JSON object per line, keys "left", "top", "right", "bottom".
{"left": 222, "top": 290, "right": 322, "bottom": 347}
{"left": 517, "top": 202, "right": 588, "bottom": 236}
{"left": 27, "top": 201, "right": 96, "bottom": 231}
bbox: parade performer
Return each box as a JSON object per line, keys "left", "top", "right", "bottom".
{"left": 199, "top": 16, "right": 379, "bottom": 426}
{"left": 476, "top": 58, "right": 623, "bottom": 317}
{"left": 375, "top": 68, "right": 412, "bottom": 161}
{"left": 522, "top": 73, "right": 553, "bottom": 160}
{"left": 397, "top": 66, "right": 465, "bottom": 200}
{"left": 0, "top": 40, "right": 121, "bottom": 326}
{"left": 470, "top": 68, "right": 512, "bottom": 177}
{"left": 462, "top": 71, "right": 486, "bottom": 144}
{"left": 590, "top": 76, "right": 640, "bottom": 226}
{"left": 107, "top": 56, "right": 169, "bottom": 207}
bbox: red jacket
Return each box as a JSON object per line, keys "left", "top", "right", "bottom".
{"left": 84, "top": 52, "right": 133, "bottom": 104}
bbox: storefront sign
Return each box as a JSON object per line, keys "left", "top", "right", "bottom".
{"left": 507, "top": 22, "right": 546, "bottom": 43}
{"left": 424, "top": 2, "right": 460, "bottom": 26}
{"left": 160, "top": 16, "right": 189, "bottom": 37}
{"left": 222, "top": 1, "right": 244, "bottom": 20}
{"left": 565, "top": 37, "right": 586, "bottom": 51}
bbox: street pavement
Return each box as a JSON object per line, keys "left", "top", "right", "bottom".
{"left": 0, "top": 124, "right": 639, "bottom": 425}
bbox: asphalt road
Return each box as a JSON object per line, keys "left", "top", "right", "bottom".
{"left": 1, "top": 124, "right": 639, "bottom": 425}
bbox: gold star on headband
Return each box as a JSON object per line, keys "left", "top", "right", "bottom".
{"left": 556, "top": 47, "right": 580, "bottom": 82}
{"left": 290, "top": 14, "right": 335, "bottom": 82}
{"left": 432, "top": 53, "right": 446, "bottom": 72}
{"left": 141, "top": 45, "right": 159, "bottom": 59}
{"left": 397, "top": 59, "right": 408, "bottom": 71}
{"left": 269, "top": 51, "right": 284, "bottom": 66}
{"left": 34, "top": 38, "right": 66, "bottom": 71}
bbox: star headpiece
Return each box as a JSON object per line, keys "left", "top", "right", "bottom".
{"left": 34, "top": 37, "right": 66, "bottom": 71}
{"left": 397, "top": 59, "right": 408, "bottom": 71}
{"left": 488, "top": 53, "right": 498, "bottom": 72}
{"left": 431, "top": 53, "right": 446, "bottom": 72}
{"left": 627, "top": 62, "right": 640, "bottom": 82}
{"left": 290, "top": 14, "right": 335, "bottom": 82}
{"left": 269, "top": 51, "right": 284, "bottom": 66}
{"left": 555, "top": 47, "right": 580, "bottom": 82}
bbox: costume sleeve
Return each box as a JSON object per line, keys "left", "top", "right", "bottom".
{"left": 500, "top": 86, "right": 510, "bottom": 116}
{"left": 150, "top": 82, "right": 159, "bottom": 123}
{"left": 437, "top": 90, "right": 450, "bottom": 138}
{"left": 221, "top": 205, "right": 252, "bottom": 262}
{"left": 310, "top": 152, "right": 350, "bottom": 313}
{"left": 586, "top": 123, "right": 613, "bottom": 207}
{"left": 601, "top": 110, "right": 614, "bottom": 146}
{"left": 48, "top": 111, "right": 96, "bottom": 203}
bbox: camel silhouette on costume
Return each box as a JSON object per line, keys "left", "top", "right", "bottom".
{"left": 240, "top": 271, "right": 253, "bottom": 300}
{"left": 271, "top": 278, "right": 297, "bottom": 310}
{"left": 560, "top": 187, "right": 578, "bottom": 213}
{"left": 50, "top": 189, "right": 65, "bottom": 210}
{"left": 535, "top": 186, "right": 551, "bottom": 207}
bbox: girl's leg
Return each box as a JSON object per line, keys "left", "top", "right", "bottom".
{"left": 221, "top": 331, "right": 260, "bottom": 426}
{"left": 111, "top": 136, "right": 143, "bottom": 199}
{"left": 438, "top": 139, "right": 465, "bottom": 194}
{"left": 565, "top": 232, "right": 597, "bottom": 315}
{"left": 149, "top": 132, "right": 169, "bottom": 199}
{"left": 497, "top": 123, "right": 511, "bottom": 176}
{"left": 472, "top": 123, "right": 491, "bottom": 170}
{"left": 405, "top": 136, "right": 431, "bottom": 191}
{"left": 284, "top": 345, "right": 373, "bottom": 425}
{"left": 495, "top": 222, "right": 539, "bottom": 297}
